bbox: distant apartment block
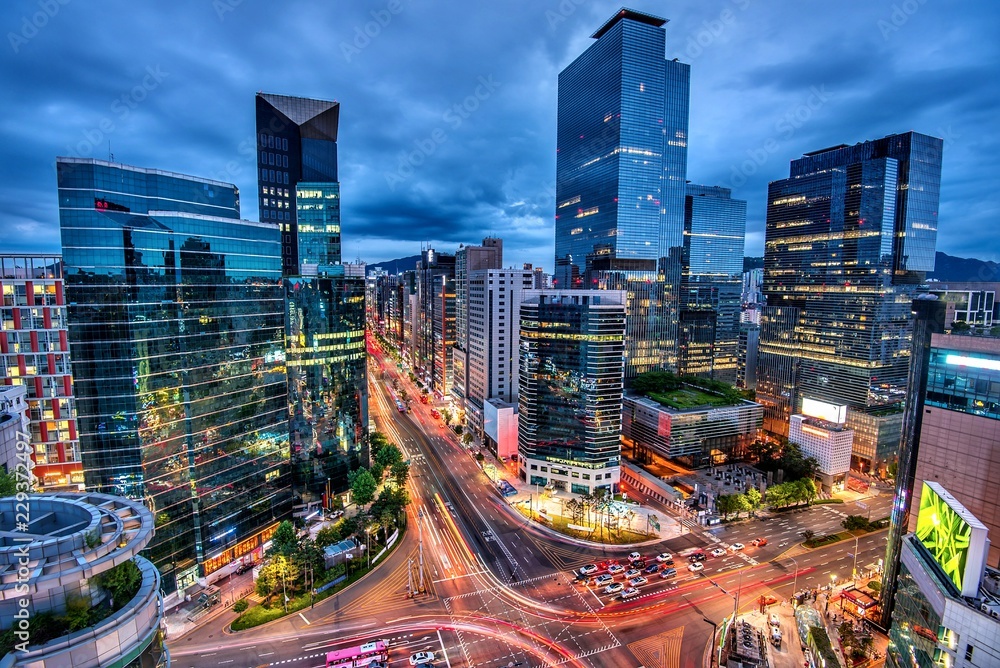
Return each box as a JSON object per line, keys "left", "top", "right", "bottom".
{"left": 1, "top": 254, "right": 82, "bottom": 489}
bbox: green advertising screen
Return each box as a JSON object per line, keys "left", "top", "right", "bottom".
{"left": 915, "top": 482, "right": 972, "bottom": 593}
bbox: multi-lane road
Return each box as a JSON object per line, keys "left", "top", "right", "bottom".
{"left": 167, "top": 345, "right": 893, "bottom": 667}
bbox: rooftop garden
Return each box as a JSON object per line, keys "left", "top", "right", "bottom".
{"left": 631, "top": 371, "right": 752, "bottom": 410}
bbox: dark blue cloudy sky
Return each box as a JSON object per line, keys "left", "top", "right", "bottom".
{"left": 1, "top": 0, "right": 997, "bottom": 269}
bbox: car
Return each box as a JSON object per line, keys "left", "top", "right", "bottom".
{"left": 578, "top": 564, "right": 598, "bottom": 576}
{"left": 769, "top": 613, "right": 781, "bottom": 627}
{"left": 632, "top": 559, "right": 646, "bottom": 569}
{"left": 607, "top": 564, "right": 625, "bottom": 575}
{"left": 604, "top": 582, "right": 624, "bottom": 594}
{"left": 750, "top": 537, "right": 768, "bottom": 547}
{"left": 620, "top": 587, "right": 641, "bottom": 599}
{"left": 656, "top": 552, "right": 674, "bottom": 563}
{"left": 710, "top": 548, "right": 726, "bottom": 558}
{"left": 688, "top": 552, "right": 706, "bottom": 562}
{"left": 430, "top": 409, "right": 440, "bottom": 419}
{"left": 628, "top": 551, "right": 642, "bottom": 562}
{"left": 688, "top": 562, "right": 704, "bottom": 572}
{"left": 731, "top": 543, "right": 745, "bottom": 551}
{"left": 594, "top": 574, "right": 614, "bottom": 586}
{"left": 409, "top": 651, "right": 435, "bottom": 666}
{"left": 235, "top": 561, "right": 254, "bottom": 575}
{"left": 624, "top": 568, "right": 641, "bottom": 579}
{"left": 644, "top": 563, "right": 661, "bottom": 574}
{"left": 660, "top": 567, "right": 677, "bottom": 579}
{"left": 628, "top": 576, "right": 648, "bottom": 587}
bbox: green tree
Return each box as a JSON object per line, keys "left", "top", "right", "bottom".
{"left": 951, "top": 320, "right": 971, "bottom": 332}
{"left": 293, "top": 538, "right": 324, "bottom": 581}
{"left": 801, "top": 529, "right": 815, "bottom": 542}
{"left": 268, "top": 520, "right": 299, "bottom": 557}
{"left": 716, "top": 494, "right": 736, "bottom": 519}
{"left": 390, "top": 460, "right": 410, "bottom": 488}
{"left": 369, "top": 431, "right": 390, "bottom": 457}
{"left": 94, "top": 559, "right": 143, "bottom": 610}
{"left": 462, "top": 432, "right": 473, "bottom": 447}
{"left": 794, "top": 478, "right": 818, "bottom": 505}
{"left": 745, "top": 487, "right": 762, "bottom": 516}
{"left": 475, "top": 452, "right": 485, "bottom": 464}
{"left": 315, "top": 525, "right": 342, "bottom": 549}
{"left": 348, "top": 467, "right": 378, "bottom": 507}
{"left": 375, "top": 443, "right": 403, "bottom": 470}
{"left": 0, "top": 468, "right": 19, "bottom": 497}
{"left": 255, "top": 556, "right": 299, "bottom": 604}
{"left": 842, "top": 515, "right": 871, "bottom": 532}
{"left": 64, "top": 594, "right": 92, "bottom": 631}
{"left": 440, "top": 408, "right": 453, "bottom": 425}
{"left": 766, "top": 482, "right": 790, "bottom": 508}
{"left": 734, "top": 493, "right": 751, "bottom": 518}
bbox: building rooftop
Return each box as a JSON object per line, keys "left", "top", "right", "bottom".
{"left": 591, "top": 7, "right": 667, "bottom": 39}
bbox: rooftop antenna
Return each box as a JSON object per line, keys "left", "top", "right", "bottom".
{"left": 108, "top": 141, "right": 114, "bottom": 163}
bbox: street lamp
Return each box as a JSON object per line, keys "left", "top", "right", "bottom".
{"left": 851, "top": 534, "right": 860, "bottom": 581}
{"left": 789, "top": 556, "right": 799, "bottom": 605}
{"left": 702, "top": 617, "right": 719, "bottom": 668}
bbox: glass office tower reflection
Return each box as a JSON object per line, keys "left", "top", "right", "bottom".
{"left": 756, "top": 132, "right": 943, "bottom": 471}
{"left": 57, "top": 158, "right": 291, "bottom": 593}
{"left": 257, "top": 94, "right": 369, "bottom": 505}
{"left": 555, "top": 8, "right": 690, "bottom": 377}
{"left": 517, "top": 290, "right": 626, "bottom": 495}
{"left": 679, "top": 185, "right": 746, "bottom": 385}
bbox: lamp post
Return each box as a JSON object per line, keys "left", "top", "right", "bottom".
{"left": 851, "top": 534, "right": 860, "bottom": 581}
{"left": 702, "top": 617, "right": 719, "bottom": 668}
{"left": 789, "top": 556, "right": 800, "bottom": 605}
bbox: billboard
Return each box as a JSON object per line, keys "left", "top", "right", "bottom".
{"left": 801, "top": 398, "right": 847, "bottom": 424}
{"left": 915, "top": 482, "right": 989, "bottom": 597}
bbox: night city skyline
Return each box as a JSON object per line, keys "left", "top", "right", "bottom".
{"left": 1, "top": 0, "right": 998, "bottom": 270}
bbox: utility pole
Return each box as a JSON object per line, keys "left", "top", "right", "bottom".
{"left": 407, "top": 557, "right": 415, "bottom": 598}
{"left": 418, "top": 515, "right": 426, "bottom": 593}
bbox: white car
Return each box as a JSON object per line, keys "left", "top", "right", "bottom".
{"left": 769, "top": 612, "right": 781, "bottom": 627}
{"left": 688, "top": 561, "right": 704, "bottom": 572}
{"left": 731, "top": 543, "right": 745, "bottom": 551}
{"left": 578, "top": 564, "right": 598, "bottom": 575}
{"left": 710, "top": 548, "right": 727, "bottom": 558}
{"left": 409, "top": 651, "right": 435, "bottom": 666}
{"left": 607, "top": 564, "right": 625, "bottom": 575}
{"left": 620, "top": 587, "right": 641, "bottom": 599}
{"left": 628, "top": 576, "right": 648, "bottom": 587}
{"left": 594, "top": 574, "right": 614, "bottom": 586}
{"left": 604, "top": 582, "right": 624, "bottom": 594}
{"left": 628, "top": 551, "right": 642, "bottom": 562}
{"left": 656, "top": 552, "right": 674, "bottom": 563}
{"left": 624, "top": 568, "right": 641, "bottom": 579}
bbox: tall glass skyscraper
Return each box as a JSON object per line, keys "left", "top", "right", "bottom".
{"left": 756, "top": 132, "right": 943, "bottom": 471}
{"left": 517, "top": 290, "right": 626, "bottom": 494}
{"left": 257, "top": 94, "right": 368, "bottom": 504}
{"left": 555, "top": 8, "right": 690, "bottom": 377}
{"left": 679, "top": 184, "right": 746, "bottom": 384}
{"left": 57, "top": 158, "right": 291, "bottom": 594}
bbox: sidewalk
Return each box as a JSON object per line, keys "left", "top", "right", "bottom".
{"left": 162, "top": 573, "right": 258, "bottom": 639}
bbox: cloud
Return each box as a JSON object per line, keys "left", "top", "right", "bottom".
{"left": 0, "top": 0, "right": 997, "bottom": 269}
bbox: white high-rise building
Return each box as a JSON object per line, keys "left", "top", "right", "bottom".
{"left": 465, "top": 269, "right": 534, "bottom": 445}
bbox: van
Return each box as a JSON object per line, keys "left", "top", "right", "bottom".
{"left": 770, "top": 628, "right": 782, "bottom": 647}
{"left": 660, "top": 567, "right": 677, "bottom": 579}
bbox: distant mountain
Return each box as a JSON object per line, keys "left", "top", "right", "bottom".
{"left": 366, "top": 255, "right": 422, "bottom": 275}
{"left": 743, "top": 257, "right": 764, "bottom": 272}
{"left": 928, "top": 251, "right": 1000, "bottom": 283}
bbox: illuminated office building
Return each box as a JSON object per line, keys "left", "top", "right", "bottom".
{"left": 678, "top": 185, "right": 746, "bottom": 384}
{"left": 453, "top": 237, "right": 503, "bottom": 407}
{"left": 58, "top": 157, "right": 291, "bottom": 593}
{"left": 756, "top": 132, "right": 943, "bottom": 472}
{"left": 415, "top": 249, "right": 456, "bottom": 397}
{"left": 256, "top": 94, "right": 368, "bottom": 503}
{"left": 0, "top": 254, "right": 83, "bottom": 489}
{"left": 886, "top": 482, "right": 1000, "bottom": 668}
{"left": 555, "top": 8, "right": 690, "bottom": 377}
{"left": 518, "top": 290, "right": 626, "bottom": 494}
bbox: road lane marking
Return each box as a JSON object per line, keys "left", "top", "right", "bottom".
{"left": 436, "top": 629, "right": 453, "bottom": 668}
{"left": 298, "top": 612, "right": 310, "bottom": 625}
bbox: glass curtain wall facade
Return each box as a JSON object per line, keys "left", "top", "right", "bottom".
{"left": 0, "top": 254, "right": 83, "bottom": 489}
{"left": 453, "top": 238, "right": 502, "bottom": 406}
{"left": 679, "top": 185, "right": 746, "bottom": 384}
{"left": 415, "top": 249, "right": 456, "bottom": 396}
{"left": 555, "top": 8, "right": 690, "bottom": 378}
{"left": 517, "top": 290, "right": 625, "bottom": 494}
{"left": 756, "top": 133, "right": 943, "bottom": 452}
{"left": 58, "top": 158, "right": 291, "bottom": 593}
{"left": 257, "top": 94, "right": 369, "bottom": 504}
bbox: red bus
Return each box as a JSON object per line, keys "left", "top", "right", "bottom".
{"left": 326, "top": 640, "right": 389, "bottom": 668}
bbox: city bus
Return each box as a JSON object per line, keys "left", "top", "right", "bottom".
{"left": 325, "top": 640, "right": 389, "bottom": 668}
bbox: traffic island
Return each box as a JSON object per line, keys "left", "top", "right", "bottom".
{"left": 511, "top": 501, "right": 656, "bottom": 545}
